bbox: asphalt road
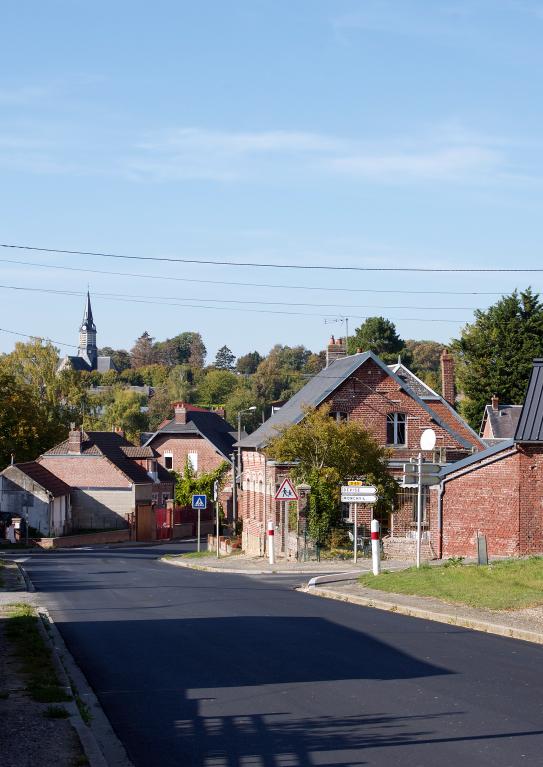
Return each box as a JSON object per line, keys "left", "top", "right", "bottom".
{"left": 17, "top": 544, "right": 543, "bottom": 767}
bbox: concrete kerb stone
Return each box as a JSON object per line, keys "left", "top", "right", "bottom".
{"left": 16, "top": 562, "right": 35, "bottom": 592}
{"left": 160, "top": 556, "right": 367, "bottom": 576}
{"left": 302, "top": 585, "right": 543, "bottom": 646}
{"left": 17, "top": 569, "right": 134, "bottom": 767}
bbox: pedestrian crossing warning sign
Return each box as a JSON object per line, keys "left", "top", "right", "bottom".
{"left": 274, "top": 478, "right": 298, "bottom": 501}
{"left": 192, "top": 494, "right": 207, "bottom": 509}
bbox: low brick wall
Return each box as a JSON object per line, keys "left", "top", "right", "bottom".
{"left": 39, "top": 530, "right": 131, "bottom": 549}
{"left": 383, "top": 535, "right": 437, "bottom": 561}
{"left": 172, "top": 523, "right": 193, "bottom": 539}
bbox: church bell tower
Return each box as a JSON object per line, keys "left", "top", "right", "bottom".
{"left": 78, "top": 292, "right": 98, "bottom": 369}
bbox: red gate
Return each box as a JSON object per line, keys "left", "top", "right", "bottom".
{"left": 155, "top": 507, "right": 172, "bottom": 540}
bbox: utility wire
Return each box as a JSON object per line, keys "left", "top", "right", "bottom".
{"left": 1, "top": 242, "right": 542, "bottom": 273}
{"left": 0, "top": 281, "right": 476, "bottom": 312}
{"left": 0, "top": 257, "right": 509, "bottom": 297}
{"left": 0, "top": 283, "right": 468, "bottom": 322}
{"left": 0, "top": 326, "right": 77, "bottom": 348}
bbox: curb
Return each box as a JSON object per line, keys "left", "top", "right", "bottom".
{"left": 302, "top": 586, "right": 543, "bottom": 646}
{"left": 160, "top": 556, "right": 365, "bottom": 576}
{"left": 16, "top": 563, "right": 35, "bottom": 592}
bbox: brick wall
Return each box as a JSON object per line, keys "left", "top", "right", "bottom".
{"left": 150, "top": 434, "right": 227, "bottom": 475}
{"left": 440, "top": 448, "right": 521, "bottom": 558}
{"left": 38, "top": 455, "right": 132, "bottom": 488}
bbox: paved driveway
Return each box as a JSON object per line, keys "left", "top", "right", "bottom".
{"left": 16, "top": 544, "right": 543, "bottom": 767}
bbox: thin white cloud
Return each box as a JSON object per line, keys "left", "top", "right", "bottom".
{"left": 328, "top": 146, "right": 502, "bottom": 182}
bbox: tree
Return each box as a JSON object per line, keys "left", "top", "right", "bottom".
{"left": 0, "top": 369, "right": 46, "bottom": 467}
{"left": 154, "top": 332, "right": 206, "bottom": 367}
{"left": 98, "top": 347, "right": 131, "bottom": 371}
{"left": 451, "top": 288, "right": 543, "bottom": 428}
{"left": 86, "top": 389, "right": 149, "bottom": 443}
{"left": 214, "top": 345, "right": 236, "bottom": 370}
{"left": 348, "top": 317, "right": 408, "bottom": 363}
{"left": 236, "top": 351, "right": 263, "bottom": 375}
{"left": 188, "top": 333, "right": 206, "bottom": 368}
{"left": 197, "top": 369, "right": 238, "bottom": 405}
{"left": 173, "top": 460, "right": 230, "bottom": 506}
{"left": 224, "top": 383, "right": 263, "bottom": 432}
{"left": 130, "top": 332, "right": 156, "bottom": 368}
{"left": 266, "top": 405, "right": 397, "bottom": 544}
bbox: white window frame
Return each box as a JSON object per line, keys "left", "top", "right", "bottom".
{"left": 188, "top": 452, "right": 198, "bottom": 473}
{"left": 387, "top": 412, "right": 407, "bottom": 446}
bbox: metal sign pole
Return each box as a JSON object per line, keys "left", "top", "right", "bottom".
{"left": 353, "top": 504, "right": 357, "bottom": 564}
{"left": 198, "top": 508, "right": 201, "bottom": 553}
{"left": 416, "top": 451, "right": 423, "bottom": 568}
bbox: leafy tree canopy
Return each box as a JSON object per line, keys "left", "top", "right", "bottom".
{"left": 173, "top": 460, "right": 230, "bottom": 507}
{"left": 266, "top": 405, "right": 398, "bottom": 542}
{"left": 236, "top": 351, "right": 263, "bottom": 375}
{"left": 348, "top": 317, "right": 409, "bottom": 364}
{"left": 197, "top": 369, "right": 238, "bottom": 406}
{"left": 214, "top": 345, "right": 236, "bottom": 370}
{"left": 130, "top": 331, "right": 156, "bottom": 368}
{"left": 451, "top": 288, "right": 543, "bottom": 428}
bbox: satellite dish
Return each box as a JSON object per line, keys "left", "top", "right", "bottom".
{"left": 420, "top": 428, "right": 436, "bottom": 451}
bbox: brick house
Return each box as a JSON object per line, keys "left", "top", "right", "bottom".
{"left": 435, "top": 358, "right": 543, "bottom": 559}
{"left": 480, "top": 396, "right": 522, "bottom": 443}
{"left": 237, "top": 346, "right": 484, "bottom": 557}
{"left": 38, "top": 428, "right": 174, "bottom": 531}
{"left": 0, "top": 462, "right": 71, "bottom": 537}
{"left": 143, "top": 402, "right": 237, "bottom": 476}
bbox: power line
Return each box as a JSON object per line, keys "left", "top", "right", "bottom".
{"left": 0, "top": 283, "right": 469, "bottom": 322}
{"left": 0, "top": 326, "right": 77, "bottom": 348}
{"left": 0, "top": 256, "right": 509, "bottom": 297}
{"left": 1, "top": 242, "right": 543, "bottom": 273}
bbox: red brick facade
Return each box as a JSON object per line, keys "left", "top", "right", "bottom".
{"left": 239, "top": 357, "right": 481, "bottom": 557}
{"left": 150, "top": 434, "right": 227, "bottom": 476}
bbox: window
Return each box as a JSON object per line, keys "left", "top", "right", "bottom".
{"left": 162, "top": 493, "right": 170, "bottom": 505}
{"left": 387, "top": 413, "right": 406, "bottom": 446}
{"left": 188, "top": 452, "right": 198, "bottom": 473}
{"left": 164, "top": 452, "right": 173, "bottom": 470}
{"left": 330, "top": 411, "right": 348, "bottom": 422}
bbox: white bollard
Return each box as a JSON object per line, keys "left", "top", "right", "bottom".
{"left": 371, "top": 519, "right": 381, "bottom": 576}
{"left": 267, "top": 520, "right": 275, "bottom": 565}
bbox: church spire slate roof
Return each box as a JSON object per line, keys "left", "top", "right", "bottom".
{"left": 80, "top": 291, "right": 96, "bottom": 332}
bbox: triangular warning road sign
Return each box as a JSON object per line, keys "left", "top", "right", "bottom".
{"left": 274, "top": 478, "right": 298, "bottom": 501}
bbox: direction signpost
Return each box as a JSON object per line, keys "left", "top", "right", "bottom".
{"left": 341, "top": 484, "right": 379, "bottom": 563}
{"left": 192, "top": 494, "right": 207, "bottom": 552}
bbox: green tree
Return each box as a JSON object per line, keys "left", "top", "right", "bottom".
{"left": 98, "top": 347, "right": 131, "bottom": 371}
{"left": 0, "top": 369, "right": 45, "bottom": 467}
{"left": 214, "top": 345, "right": 236, "bottom": 370}
{"left": 451, "top": 288, "right": 543, "bottom": 428}
{"left": 130, "top": 332, "right": 156, "bottom": 368}
{"left": 154, "top": 332, "right": 206, "bottom": 367}
{"left": 348, "top": 317, "right": 409, "bottom": 364}
{"left": 87, "top": 389, "right": 149, "bottom": 442}
{"left": 173, "top": 460, "right": 230, "bottom": 506}
{"left": 266, "top": 405, "right": 397, "bottom": 544}
{"left": 224, "top": 383, "right": 263, "bottom": 432}
{"left": 236, "top": 351, "right": 263, "bottom": 375}
{"left": 197, "top": 369, "right": 238, "bottom": 405}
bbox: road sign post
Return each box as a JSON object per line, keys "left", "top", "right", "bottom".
{"left": 192, "top": 494, "right": 207, "bottom": 553}
{"left": 341, "top": 485, "right": 379, "bottom": 563}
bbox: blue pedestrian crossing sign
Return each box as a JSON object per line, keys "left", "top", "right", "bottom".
{"left": 192, "top": 494, "right": 207, "bottom": 510}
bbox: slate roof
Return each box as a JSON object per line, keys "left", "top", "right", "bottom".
{"left": 482, "top": 404, "right": 522, "bottom": 439}
{"left": 515, "top": 359, "right": 543, "bottom": 442}
{"left": 4, "top": 462, "right": 72, "bottom": 497}
{"left": 388, "top": 363, "right": 440, "bottom": 400}
{"left": 42, "top": 431, "right": 172, "bottom": 485}
{"left": 144, "top": 411, "right": 238, "bottom": 461}
{"left": 439, "top": 439, "right": 515, "bottom": 478}
{"left": 238, "top": 351, "right": 483, "bottom": 451}
{"left": 60, "top": 355, "right": 92, "bottom": 372}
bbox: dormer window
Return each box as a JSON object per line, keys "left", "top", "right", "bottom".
{"left": 387, "top": 413, "right": 406, "bottom": 446}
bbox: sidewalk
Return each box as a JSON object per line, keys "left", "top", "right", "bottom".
{"left": 303, "top": 579, "right": 543, "bottom": 645}
{"left": 161, "top": 551, "right": 413, "bottom": 575}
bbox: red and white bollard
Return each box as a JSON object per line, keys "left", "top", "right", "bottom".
{"left": 267, "top": 520, "right": 275, "bottom": 565}
{"left": 371, "top": 519, "right": 381, "bottom": 576}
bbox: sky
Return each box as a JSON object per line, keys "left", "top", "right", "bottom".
{"left": 1, "top": 0, "right": 543, "bottom": 362}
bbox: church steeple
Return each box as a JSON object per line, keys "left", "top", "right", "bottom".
{"left": 78, "top": 292, "right": 98, "bottom": 369}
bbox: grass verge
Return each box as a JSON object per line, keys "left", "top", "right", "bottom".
{"left": 358, "top": 557, "right": 543, "bottom": 610}
{"left": 3, "top": 603, "right": 72, "bottom": 702}
{"left": 164, "top": 550, "right": 211, "bottom": 559}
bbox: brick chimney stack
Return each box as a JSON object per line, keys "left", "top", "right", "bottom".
{"left": 68, "top": 424, "right": 83, "bottom": 454}
{"left": 491, "top": 395, "right": 499, "bottom": 411}
{"left": 173, "top": 402, "right": 188, "bottom": 424}
{"left": 440, "top": 349, "right": 456, "bottom": 407}
{"left": 326, "top": 335, "right": 347, "bottom": 367}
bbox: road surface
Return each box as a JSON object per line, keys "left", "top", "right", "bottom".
{"left": 17, "top": 544, "right": 543, "bottom": 766}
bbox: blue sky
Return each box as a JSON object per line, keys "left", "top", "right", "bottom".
{"left": 1, "top": 0, "right": 543, "bottom": 361}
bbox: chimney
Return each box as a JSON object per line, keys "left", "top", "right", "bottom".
{"left": 440, "top": 349, "right": 456, "bottom": 407}
{"left": 68, "top": 424, "right": 83, "bottom": 454}
{"left": 114, "top": 426, "right": 125, "bottom": 438}
{"left": 326, "top": 335, "right": 347, "bottom": 367}
{"left": 491, "top": 395, "right": 499, "bottom": 411}
{"left": 212, "top": 406, "right": 225, "bottom": 419}
{"left": 173, "top": 402, "right": 188, "bottom": 424}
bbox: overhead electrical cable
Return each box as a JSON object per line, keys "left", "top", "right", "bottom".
{"left": 0, "top": 283, "right": 467, "bottom": 322}
{"left": 1, "top": 242, "right": 542, "bottom": 273}
{"left": 0, "top": 257, "right": 509, "bottom": 297}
